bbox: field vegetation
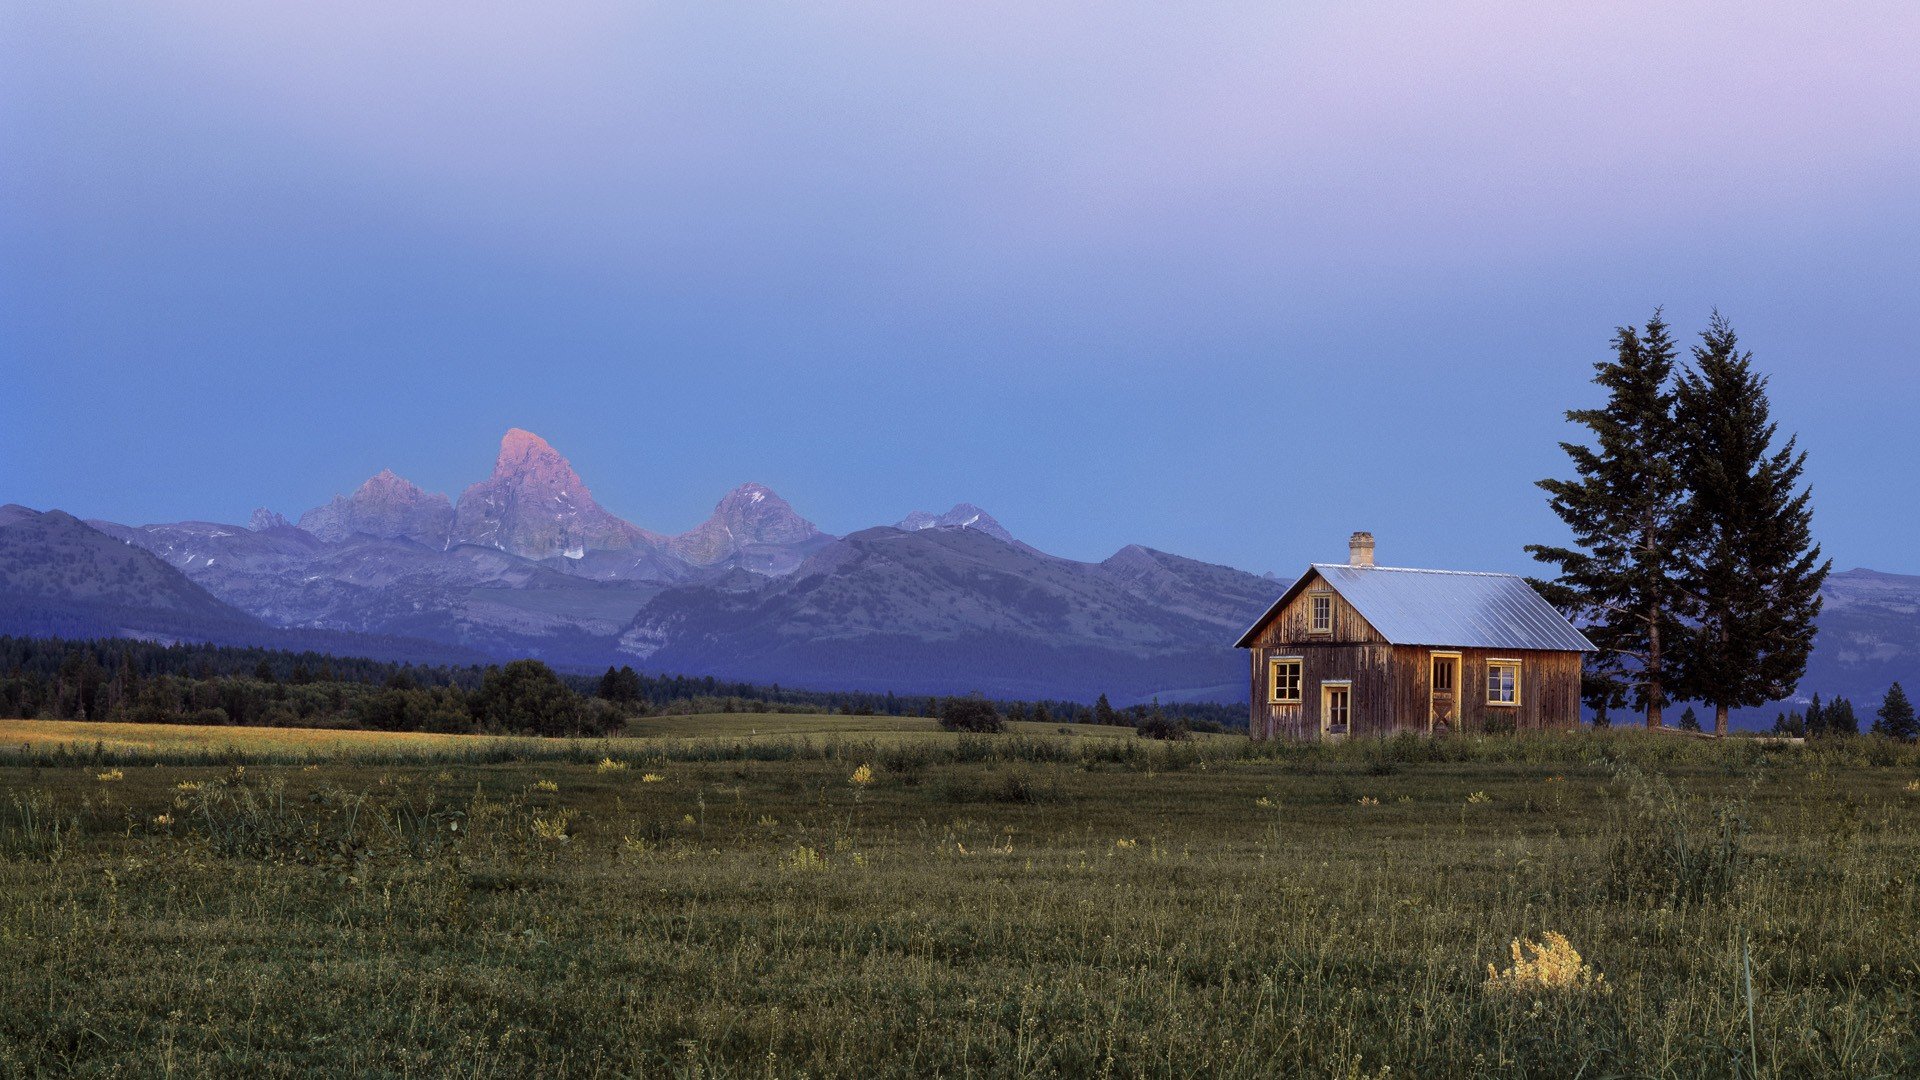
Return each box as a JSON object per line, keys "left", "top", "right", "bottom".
{"left": 1, "top": 719, "right": 1917, "bottom": 1076}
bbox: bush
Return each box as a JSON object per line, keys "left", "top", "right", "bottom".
{"left": 1135, "top": 713, "right": 1190, "bottom": 741}
{"left": 472, "top": 660, "right": 585, "bottom": 736}
{"left": 939, "top": 695, "right": 1004, "bottom": 734}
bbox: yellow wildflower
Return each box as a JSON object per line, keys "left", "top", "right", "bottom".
{"left": 1486, "top": 931, "right": 1607, "bottom": 994}
{"left": 96, "top": 769, "right": 124, "bottom": 782}
{"left": 531, "top": 779, "right": 559, "bottom": 793}
{"left": 595, "top": 757, "right": 628, "bottom": 773}
{"left": 1113, "top": 838, "right": 1138, "bottom": 850}
{"left": 152, "top": 813, "right": 174, "bottom": 828}
{"left": 782, "top": 845, "right": 825, "bottom": 872}
{"left": 1466, "top": 791, "right": 1492, "bottom": 805}
{"left": 1904, "top": 779, "right": 1920, "bottom": 794}
{"left": 850, "top": 764, "right": 875, "bottom": 787}
{"left": 1254, "top": 796, "right": 1274, "bottom": 809}
{"left": 174, "top": 781, "right": 204, "bottom": 792}
{"left": 641, "top": 774, "right": 665, "bottom": 784}
{"left": 1357, "top": 796, "right": 1380, "bottom": 806}
{"left": 530, "top": 809, "right": 575, "bottom": 842}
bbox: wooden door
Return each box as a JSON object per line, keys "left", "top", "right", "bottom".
{"left": 1321, "top": 682, "right": 1351, "bottom": 738}
{"left": 1429, "top": 653, "right": 1460, "bottom": 734}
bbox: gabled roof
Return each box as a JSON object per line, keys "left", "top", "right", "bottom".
{"left": 1234, "top": 563, "right": 1596, "bottom": 653}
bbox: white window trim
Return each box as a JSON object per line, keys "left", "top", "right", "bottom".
{"left": 1268, "top": 656, "right": 1304, "bottom": 705}
{"left": 1486, "top": 658, "right": 1523, "bottom": 707}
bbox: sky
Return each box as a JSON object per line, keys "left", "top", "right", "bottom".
{"left": 4, "top": 2, "right": 1917, "bottom": 577}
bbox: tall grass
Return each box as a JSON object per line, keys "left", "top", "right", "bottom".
{"left": 0, "top": 729, "right": 1916, "bottom": 1074}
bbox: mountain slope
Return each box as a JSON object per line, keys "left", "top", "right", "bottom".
{"left": 298, "top": 469, "right": 454, "bottom": 547}
{"left": 897, "top": 503, "right": 1018, "bottom": 545}
{"left": 0, "top": 507, "right": 262, "bottom": 639}
{"left": 667, "top": 483, "right": 833, "bottom": 573}
{"left": 1794, "top": 569, "right": 1920, "bottom": 709}
{"left": 618, "top": 526, "right": 1281, "bottom": 701}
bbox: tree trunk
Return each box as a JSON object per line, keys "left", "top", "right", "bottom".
{"left": 1715, "top": 704, "right": 1730, "bottom": 737}
{"left": 1646, "top": 608, "right": 1664, "bottom": 729}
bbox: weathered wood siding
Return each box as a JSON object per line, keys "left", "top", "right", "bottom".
{"left": 1243, "top": 568, "right": 1585, "bottom": 739}
{"left": 1382, "top": 646, "right": 1583, "bottom": 734}
{"left": 1249, "top": 643, "right": 1392, "bottom": 739}
{"left": 1247, "top": 571, "right": 1386, "bottom": 648}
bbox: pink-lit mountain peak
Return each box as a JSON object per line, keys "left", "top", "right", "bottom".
{"left": 451, "top": 429, "right": 652, "bottom": 558}
{"left": 492, "top": 428, "right": 581, "bottom": 483}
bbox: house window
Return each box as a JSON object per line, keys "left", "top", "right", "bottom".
{"left": 1268, "top": 657, "right": 1303, "bottom": 703}
{"left": 1309, "top": 594, "right": 1332, "bottom": 634}
{"left": 1432, "top": 655, "right": 1455, "bottom": 692}
{"left": 1487, "top": 660, "right": 1521, "bottom": 706}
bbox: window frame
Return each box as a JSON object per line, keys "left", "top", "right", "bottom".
{"left": 1267, "top": 656, "right": 1304, "bottom": 704}
{"left": 1308, "top": 592, "right": 1333, "bottom": 635}
{"left": 1486, "top": 658, "right": 1522, "bottom": 707}
{"left": 1321, "top": 679, "right": 1353, "bottom": 736}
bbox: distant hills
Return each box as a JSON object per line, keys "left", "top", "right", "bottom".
{"left": 4, "top": 427, "right": 1913, "bottom": 715}
{"left": 3, "top": 429, "right": 1280, "bottom": 702}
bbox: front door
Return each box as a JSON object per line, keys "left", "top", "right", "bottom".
{"left": 1321, "top": 682, "right": 1352, "bottom": 738}
{"left": 1430, "top": 653, "right": 1460, "bottom": 733}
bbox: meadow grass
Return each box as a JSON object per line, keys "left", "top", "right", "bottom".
{"left": 0, "top": 717, "right": 1916, "bottom": 1076}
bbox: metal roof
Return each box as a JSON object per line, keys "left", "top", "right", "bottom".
{"left": 1234, "top": 564, "right": 1596, "bottom": 652}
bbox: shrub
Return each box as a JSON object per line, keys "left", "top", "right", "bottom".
{"left": 939, "top": 695, "right": 1004, "bottom": 734}
{"left": 1135, "top": 712, "right": 1190, "bottom": 741}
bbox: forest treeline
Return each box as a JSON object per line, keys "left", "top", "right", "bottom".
{"left": 0, "top": 637, "right": 1245, "bottom": 737}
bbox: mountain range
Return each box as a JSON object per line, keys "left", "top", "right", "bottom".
{"left": 4, "top": 429, "right": 1278, "bottom": 702}
{"left": 5, "top": 427, "right": 1915, "bottom": 716}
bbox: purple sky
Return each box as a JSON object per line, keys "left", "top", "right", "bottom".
{"left": 4, "top": 3, "right": 1917, "bottom": 575}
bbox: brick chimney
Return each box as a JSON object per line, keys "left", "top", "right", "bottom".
{"left": 1348, "top": 531, "right": 1375, "bottom": 567}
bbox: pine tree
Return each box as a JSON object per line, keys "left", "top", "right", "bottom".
{"left": 1803, "top": 693, "right": 1826, "bottom": 739}
{"left": 1529, "top": 313, "right": 1688, "bottom": 727}
{"left": 1093, "top": 693, "right": 1118, "bottom": 726}
{"left": 1826, "top": 697, "right": 1859, "bottom": 737}
{"left": 1033, "top": 701, "right": 1051, "bottom": 725}
{"left": 1672, "top": 313, "right": 1830, "bottom": 736}
{"left": 1677, "top": 705, "right": 1701, "bottom": 732}
{"left": 1872, "top": 683, "right": 1917, "bottom": 741}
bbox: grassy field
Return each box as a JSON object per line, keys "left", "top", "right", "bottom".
{"left": 0, "top": 713, "right": 1166, "bottom": 763}
{"left": 1, "top": 718, "right": 1917, "bottom": 1076}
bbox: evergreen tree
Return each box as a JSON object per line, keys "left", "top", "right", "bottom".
{"left": 1033, "top": 701, "right": 1051, "bottom": 725}
{"left": 1677, "top": 705, "right": 1701, "bottom": 732}
{"left": 1872, "top": 683, "right": 1917, "bottom": 741}
{"left": 1671, "top": 314, "right": 1830, "bottom": 735}
{"left": 1093, "top": 693, "right": 1119, "bottom": 726}
{"left": 1529, "top": 313, "right": 1688, "bottom": 727}
{"left": 1826, "top": 697, "right": 1859, "bottom": 737}
{"left": 1803, "top": 693, "right": 1826, "bottom": 739}
{"left": 253, "top": 658, "right": 275, "bottom": 683}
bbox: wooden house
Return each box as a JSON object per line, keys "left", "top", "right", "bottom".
{"left": 1235, "top": 533, "right": 1593, "bottom": 740}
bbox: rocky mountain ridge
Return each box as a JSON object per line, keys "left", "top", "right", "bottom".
{"left": 21, "top": 427, "right": 1287, "bottom": 700}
